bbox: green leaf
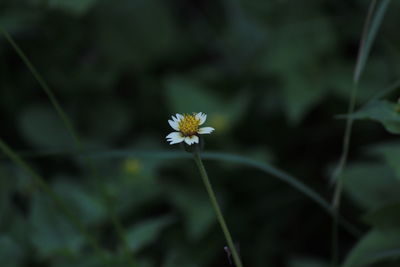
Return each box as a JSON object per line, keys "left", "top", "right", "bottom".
{"left": 260, "top": 18, "right": 336, "bottom": 123}
{"left": 288, "top": 257, "right": 329, "bottom": 267}
{"left": 29, "top": 193, "right": 84, "bottom": 258}
{"left": 282, "top": 73, "right": 326, "bottom": 124}
{"left": 221, "top": 7, "right": 266, "bottom": 67}
{"left": 82, "top": 99, "right": 131, "bottom": 143}
{"left": 342, "top": 229, "right": 400, "bottom": 267}
{"left": 18, "top": 105, "right": 73, "bottom": 149}
{"left": 363, "top": 202, "right": 400, "bottom": 230}
{"left": 126, "top": 215, "right": 175, "bottom": 252}
{"left": 347, "top": 100, "right": 400, "bottom": 134}
{"left": 0, "top": 164, "right": 14, "bottom": 223}
{"left": 53, "top": 179, "right": 106, "bottom": 225}
{"left": 368, "top": 142, "right": 400, "bottom": 181}
{"left": 112, "top": 172, "right": 163, "bottom": 216}
{"left": 94, "top": 0, "right": 178, "bottom": 68}
{"left": 166, "top": 184, "right": 215, "bottom": 241}
{"left": 342, "top": 163, "right": 400, "bottom": 210}
{"left": 48, "top": 0, "right": 98, "bottom": 16}
{"left": 165, "top": 77, "right": 221, "bottom": 114}
{"left": 0, "top": 10, "right": 40, "bottom": 33}
{"left": 0, "top": 235, "right": 24, "bottom": 267}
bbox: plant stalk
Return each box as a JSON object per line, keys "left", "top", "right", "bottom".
{"left": 193, "top": 150, "right": 243, "bottom": 267}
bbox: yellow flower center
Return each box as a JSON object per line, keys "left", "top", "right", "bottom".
{"left": 179, "top": 114, "right": 200, "bottom": 136}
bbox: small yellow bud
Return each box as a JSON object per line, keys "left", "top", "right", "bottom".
{"left": 124, "top": 159, "right": 141, "bottom": 175}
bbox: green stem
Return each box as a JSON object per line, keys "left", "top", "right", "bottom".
{"left": 193, "top": 151, "right": 243, "bottom": 267}
{"left": 331, "top": 210, "right": 339, "bottom": 267}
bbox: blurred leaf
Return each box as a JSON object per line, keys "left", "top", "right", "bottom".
{"left": 0, "top": 235, "right": 24, "bottom": 267}
{"left": 93, "top": 0, "right": 178, "bottom": 68}
{"left": 221, "top": 2, "right": 266, "bottom": 68}
{"left": 342, "top": 163, "right": 400, "bottom": 210}
{"left": 363, "top": 202, "right": 400, "bottom": 230}
{"left": 121, "top": 155, "right": 160, "bottom": 182}
{"left": 29, "top": 193, "right": 84, "bottom": 258}
{"left": 0, "top": 9, "right": 40, "bottom": 33}
{"left": 53, "top": 179, "right": 106, "bottom": 225}
{"left": 368, "top": 142, "right": 400, "bottom": 181}
{"left": 342, "top": 229, "right": 400, "bottom": 267}
{"left": 83, "top": 98, "right": 131, "bottom": 142}
{"left": 347, "top": 100, "right": 400, "bottom": 134}
{"left": 5, "top": 212, "right": 30, "bottom": 254}
{"left": 282, "top": 73, "right": 326, "bottom": 124}
{"left": 288, "top": 257, "right": 329, "bottom": 267}
{"left": 53, "top": 257, "right": 104, "bottom": 267}
{"left": 127, "top": 215, "right": 175, "bottom": 252}
{"left": 18, "top": 105, "right": 73, "bottom": 149}
{"left": 265, "top": 19, "right": 335, "bottom": 73}
{"left": 48, "top": 0, "right": 97, "bottom": 15}
{"left": 261, "top": 18, "right": 336, "bottom": 123}
{"left": 165, "top": 77, "right": 220, "bottom": 114}
{"left": 112, "top": 175, "right": 163, "bottom": 216}
{"left": 53, "top": 250, "right": 155, "bottom": 267}
{"left": 328, "top": 63, "right": 378, "bottom": 103}
{"left": 162, "top": 228, "right": 219, "bottom": 267}
{"left": 0, "top": 164, "right": 13, "bottom": 222}
{"left": 162, "top": 250, "right": 198, "bottom": 267}
{"left": 166, "top": 184, "right": 215, "bottom": 241}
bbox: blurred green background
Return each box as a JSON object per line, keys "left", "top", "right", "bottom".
{"left": 1, "top": 0, "right": 400, "bottom": 266}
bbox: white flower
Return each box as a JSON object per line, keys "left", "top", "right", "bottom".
{"left": 166, "top": 112, "right": 215, "bottom": 145}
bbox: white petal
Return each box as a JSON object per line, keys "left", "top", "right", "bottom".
{"left": 196, "top": 112, "right": 207, "bottom": 125}
{"left": 166, "top": 132, "right": 184, "bottom": 144}
{"left": 168, "top": 119, "right": 179, "bottom": 131}
{"left": 175, "top": 113, "right": 184, "bottom": 121}
{"left": 171, "top": 114, "right": 182, "bottom": 123}
{"left": 184, "top": 135, "right": 199, "bottom": 145}
{"left": 198, "top": 127, "right": 214, "bottom": 134}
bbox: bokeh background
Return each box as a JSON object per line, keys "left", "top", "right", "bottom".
{"left": 1, "top": 0, "right": 400, "bottom": 266}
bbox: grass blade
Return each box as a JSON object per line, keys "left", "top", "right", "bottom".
{"left": 332, "top": 1, "right": 391, "bottom": 266}
{"left": 333, "top": 0, "right": 391, "bottom": 207}
{"left": 354, "top": 0, "right": 391, "bottom": 83}
{"left": 0, "top": 26, "right": 80, "bottom": 146}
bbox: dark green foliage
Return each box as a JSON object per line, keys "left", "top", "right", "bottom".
{"left": 1, "top": 0, "right": 400, "bottom": 266}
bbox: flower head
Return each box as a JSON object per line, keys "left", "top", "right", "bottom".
{"left": 166, "top": 112, "right": 215, "bottom": 145}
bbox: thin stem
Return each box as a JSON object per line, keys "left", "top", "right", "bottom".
{"left": 331, "top": 1, "right": 381, "bottom": 265}
{"left": 332, "top": 83, "right": 358, "bottom": 210}
{"left": 193, "top": 151, "right": 243, "bottom": 267}
{"left": 353, "top": 0, "right": 377, "bottom": 83}
{"left": 0, "top": 26, "right": 80, "bottom": 147}
{"left": 330, "top": 64, "right": 359, "bottom": 267}
{"left": 331, "top": 210, "right": 339, "bottom": 267}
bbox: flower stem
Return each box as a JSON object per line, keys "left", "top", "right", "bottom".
{"left": 193, "top": 151, "right": 243, "bottom": 267}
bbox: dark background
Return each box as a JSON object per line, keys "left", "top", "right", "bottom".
{"left": 1, "top": 0, "right": 400, "bottom": 266}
